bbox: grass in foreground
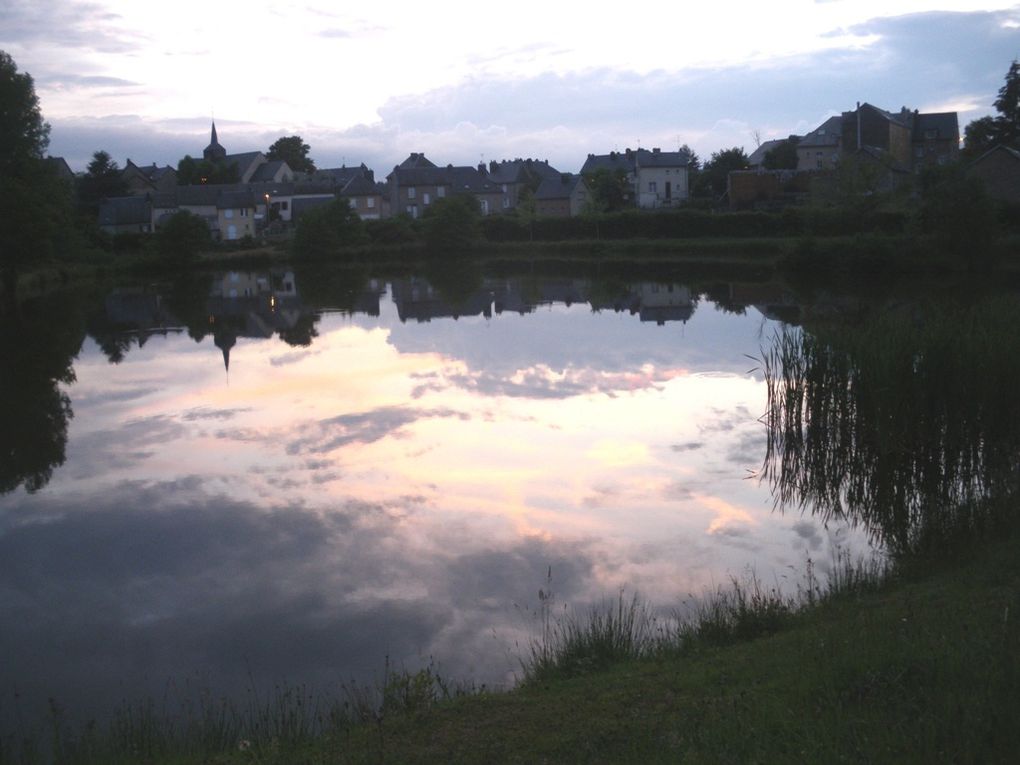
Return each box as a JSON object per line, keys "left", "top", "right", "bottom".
{"left": 5, "top": 535, "right": 1018, "bottom": 764}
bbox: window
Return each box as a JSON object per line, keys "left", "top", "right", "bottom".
{"left": 349, "top": 197, "right": 359, "bottom": 208}
{"left": 367, "top": 197, "right": 375, "bottom": 208}
{"left": 224, "top": 208, "right": 233, "bottom": 219}
{"left": 503, "top": 197, "right": 510, "bottom": 208}
{"left": 925, "top": 128, "right": 938, "bottom": 139}
{"left": 408, "top": 187, "right": 417, "bottom": 199}
{"left": 407, "top": 205, "right": 418, "bottom": 218}
{"left": 240, "top": 208, "right": 248, "bottom": 217}
{"left": 648, "top": 181, "right": 657, "bottom": 193}
{"left": 480, "top": 200, "right": 489, "bottom": 215}
{"left": 437, "top": 186, "right": 446, "bottom": 198}
{"left": 424, "top": 192, "right": 431, "bottom": 205}
{"left": 282, "top": 201, "right": 289, "bottom": 211}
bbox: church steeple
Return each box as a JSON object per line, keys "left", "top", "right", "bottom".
{"left": 203, "top": 120, "right": 226, "bottom": 161}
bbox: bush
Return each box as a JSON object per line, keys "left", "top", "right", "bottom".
{"left": 421, "top": 194, "right": 481, "bottom": 251}
{"left": 158, "top": 210, "right": 210, "bottom": 264}
{"left": 293, "top": 198, "right": 368, "bottom": 259}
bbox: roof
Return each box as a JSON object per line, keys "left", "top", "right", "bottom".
{"left": 799, "top": 116, "right": 843, "bottom": 148}
{"left": 748, "top": 139, "right": 789, "bottom": 166}
{"left": 390, "top": 165, "right": 501, "bottom": 193}
{"left": 224, "top": 151, "right": 264, "bottom": 176}
{"left": 249, "top": 161, "right": 290, "bottom": 183}
{"left": 487, "top": 158, "right": 561, "bottom": 184}
{"left": 970, "top": 144, "right": 1020, "bottom": 166}
{"left": 312, "top": 164, "right": 372, "bottom": 185}
{"left": 98, "top": 196, "right": 151, "bottom": 226}
{"left": 581, "top": 148, "right": 688, "bottom": 175}
{"left": 535, "top": 174, "right": 585, "bottom": 200}
{"left": 397, "top": 152, "right": 437, "bottom": 170}
{"left": 216, "top": 190, "right": 256, "bottom": 210}
{"left": 913, "top": 112, "right": 959, "bottom": 141}
{"left": 340, "top": 175, "right": 382, "bottom": 196}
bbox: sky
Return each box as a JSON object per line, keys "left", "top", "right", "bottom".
{"left": 1, "top": 0, "right": 1019, "bottom": 174}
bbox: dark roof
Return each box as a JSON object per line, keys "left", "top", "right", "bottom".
{"left": 913, "top": 112, "right": 959, "bottom": 141}
{"left": 216, "top": 190, "right": 256, "bottom": 210}
{"left": 397, "top": 152, "right": 437, "bottom": 170}
{"left": 391, "top": 165, "right": 501, "bottom": 193}
{"left": 311, "top": 164, "right": 372, "bottom": 185}
{"left": 580, "top": 151, "right": 635, "bottom": 175}
{"left": 535, "top": 174, "right": 584, "bottom": 200}
{"left": 969, "top": 144, "right": 1020, "bottom": 166}
{"left": 249, "top": 161, "right": 290, "bottom": 182}
{"left": 341, "top": 175, "right": 382, "bottom": 196}
{"left": 748, "top": 139, "right": 788, "bottom": 166}
{"left": 44, "top": 156, "right": 74, "bottom": 180}
{"left": 98, "top": 196, "right": 151, "bottom": 226}
{"left": 224, "top": 152, "right": 264, "bottom": 175}
{"left": 799, "top": 116, "right": 843, "bottom": 148}
{"left": 487, "top": 158, "right": 561, "bottom": 184}
{"left": 634, "top": 148, "right": 690, "bottom": 168}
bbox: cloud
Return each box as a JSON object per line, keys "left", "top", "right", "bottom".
{"left": 0, "top": 480, "right": 603, "bottom": 730}
{"left": 792, "top": 520, "right": 825, "bottom": 551}
{"left": 0, "top": 0, "right": 143, "bottom": 53}
{"left": 285, "top": 405, "right": 469, "bottom": 455}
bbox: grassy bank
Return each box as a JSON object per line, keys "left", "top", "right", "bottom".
{"left": 16, "top": 522, "right": 1017, "bottom": 765}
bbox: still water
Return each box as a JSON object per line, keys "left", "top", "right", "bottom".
{"left": 9, "top": 262, "right": 1005, "bottom": 728}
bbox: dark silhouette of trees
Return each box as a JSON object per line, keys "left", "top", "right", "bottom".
{"left": 0, "top": 50, "right": 73, "bottom": 298}
{"left": 77, "top": 150, "right": 128, "bottom": 215}
{"left": 963, "top": 58, "right": 1020, "bottom": 157}
{"left": 695, "top": 147, "right": 749, "bottom": 198}
{"left": 763, "top": 137, "right": 800, "bottom": 170}
{"left": 293, "top": 198, "right": 367, "bottom": 258}
{"left": 267, "top": 135, "right": 315, "bottom": 173}
{"left": 176, "top": 154, "right": 240, "bottom": 185}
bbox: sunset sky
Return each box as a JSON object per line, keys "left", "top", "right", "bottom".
{"left": 2, "top": 1, "right": 1018, "bottom": 173}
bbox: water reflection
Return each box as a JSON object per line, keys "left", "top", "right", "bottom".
{"left": 1, "top": 265, "right": 922, "bottom": 732}
{"left": 761, "top": 294, "right": 1020, "bottom": 555}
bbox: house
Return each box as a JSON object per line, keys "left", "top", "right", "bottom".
{"left": 534, "top": 174, "right": 589, "bottom": 217}
{"left": 98, "top": 196, "right": 154, "bottom": 235}
{"left": 840, "top": 103, "right": 959, "bottom": 172}
{"left": 121, "top": 159, "right": 178, "bottom": 194}
{"left": 911, "top": 112, "right": 960, "bottom": 169}
{"left": 248, "top": 160, "right": 294, "bottom": 184}
{"left": 175, "top": 186, "right": 257, "bottom": 241}
{"left": 581, "top": 148, "right": 689, "bottom": 208}
{"left": 386, "top": 153, "right": 505, "bottom": 218}
{"left": 44, "top": 156, "right": 75, "bottom": 183}
{"left": 797, "top": 116, "right": 842, "bottom": 171}
{"left": 339, "top": 175, "right": 387, "bottom": 220}
{"left": 485, "top": 158, "right": 562, "bottom": 212}
{"left": 968, "top": 144, "right": 1020, "bottom": 204}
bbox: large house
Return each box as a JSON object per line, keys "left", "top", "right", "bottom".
{"left": 581, "top": 148, "right": 690, "bottom": 208}
{"left": 534, "top": 174, "right": 589, "bottom": 217}
{"left": 386, "top": 153, "right": 506, "bottom": 218}
{"left": 121, "top": 160, "right": 178, "bottom": 194}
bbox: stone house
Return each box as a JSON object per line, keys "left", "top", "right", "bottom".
{"left": 387, "top": 153, "right": 505, "bottom": 218}
{"left": 534, "top": 174, "right": 590, "bottom": 217}
{"left": 121, "top": 159, "right": 178, "bottom": 194}
{"left": 581, "top": 148, "right": 689, "bottom": 208}
{"left": 968, "top": 144, "right": 1020, "bottom": 204}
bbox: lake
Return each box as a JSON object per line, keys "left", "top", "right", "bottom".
{"left": 2, "top": 260, "right": 1015, "bottom": 731}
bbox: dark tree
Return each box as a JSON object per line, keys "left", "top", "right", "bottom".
{"left": 962, "top": 59, "right": 1020, "bottom": 156}
{"left": 695, "top": 147, "right": 749, "bottom": 198}
{"left": 584, "top": 167, "right": 631, "bottom": 213}
{"left": 176, "top": 154, "right": 240, "bottom": 185}
{"left": 293, "top": 198, "right": 367, "bottom": 258}
{"left": 763, "top": 137, "right": 801, "bottom": 170}
{"left": 267, "top": 135, "right": 315, "bottom": 173}
{"left": 77, "top": 150, "right": 128, "bottom": 215}
{"left": 993, "top": 58, "right": 1020, "bottom": 147}
{"left": 0, "top": 51, "right": 72, "bottom": 297}
{"left": 421, "top": 194, "right": 481, "bottom": 251}
{"left": 158, "top": 209, "right": 211, "bottom": 265}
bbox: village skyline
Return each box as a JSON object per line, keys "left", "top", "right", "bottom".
{"left": 2, "top": 1, "right": 1018, "bottom": 173}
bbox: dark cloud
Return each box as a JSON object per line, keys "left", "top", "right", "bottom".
{"left": 0, "top": 480, "right": 605, "bottom": 733}
{"left": 286, "top": 406, "right": 468, "bottom": 455}
{"left": 671, "top": 441, "right": 705, "bottom": 453}
{"left": 792, "top": 520, "right": 824, "bottom": 551}
{"left": 180, "top": 407, "right": 251, "bottom": 422}
{"left": 725, "top": 429, "right": 768, "bottom": 467}
{"left": 0, "top": 1, "right": 142, "bottom": 53}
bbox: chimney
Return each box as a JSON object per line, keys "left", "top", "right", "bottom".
{"left": 652, "top": 147, "right": 660, "bottom": 154}
{"left": 477, "top": 162, "right": 485, "bottom": 173}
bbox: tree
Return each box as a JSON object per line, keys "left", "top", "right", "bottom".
{"left": 176, "top": 154, "right": 240, "bottom": 185}
{"left": 293, "top": 198, "right": 367, "bottom": 258}
{"left": 763, "top": 137, "right": 801, "bottom": 170}
{"left": 695, "top": 147, "right": 749, "bottom": 199}
{"left": 158, "top": 210, "right": 211, "bottom": 265}
{"left": 993, "top": 58, "right": 1020, "bottom": 147}
{"left": 679, "top": 144, "right": 701, "bottom": 174}
{"left": 0, "top": 51, "right": 71, "bottom": 297}
{"left": 267, "top": 135, "right": 315, "bottom": 173}
{"left": 584, "top": 167, "right": 631, "bottom": 213}
{"left": 962, "top": 58, "right": 1020, "bottom": 156}
{"left": 421, "top": 194, "right": 481, "bottom": 251}
{"left": 77, "top": 150, "right": 128, "bottom": 215}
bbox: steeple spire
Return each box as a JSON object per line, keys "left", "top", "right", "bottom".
{"left": 203, "top": 119, "right": 226, "bottom": 161}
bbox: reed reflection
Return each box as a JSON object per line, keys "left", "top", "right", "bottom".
{"left": 760, "top": 295, "right": 1020, "bottom": 556}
